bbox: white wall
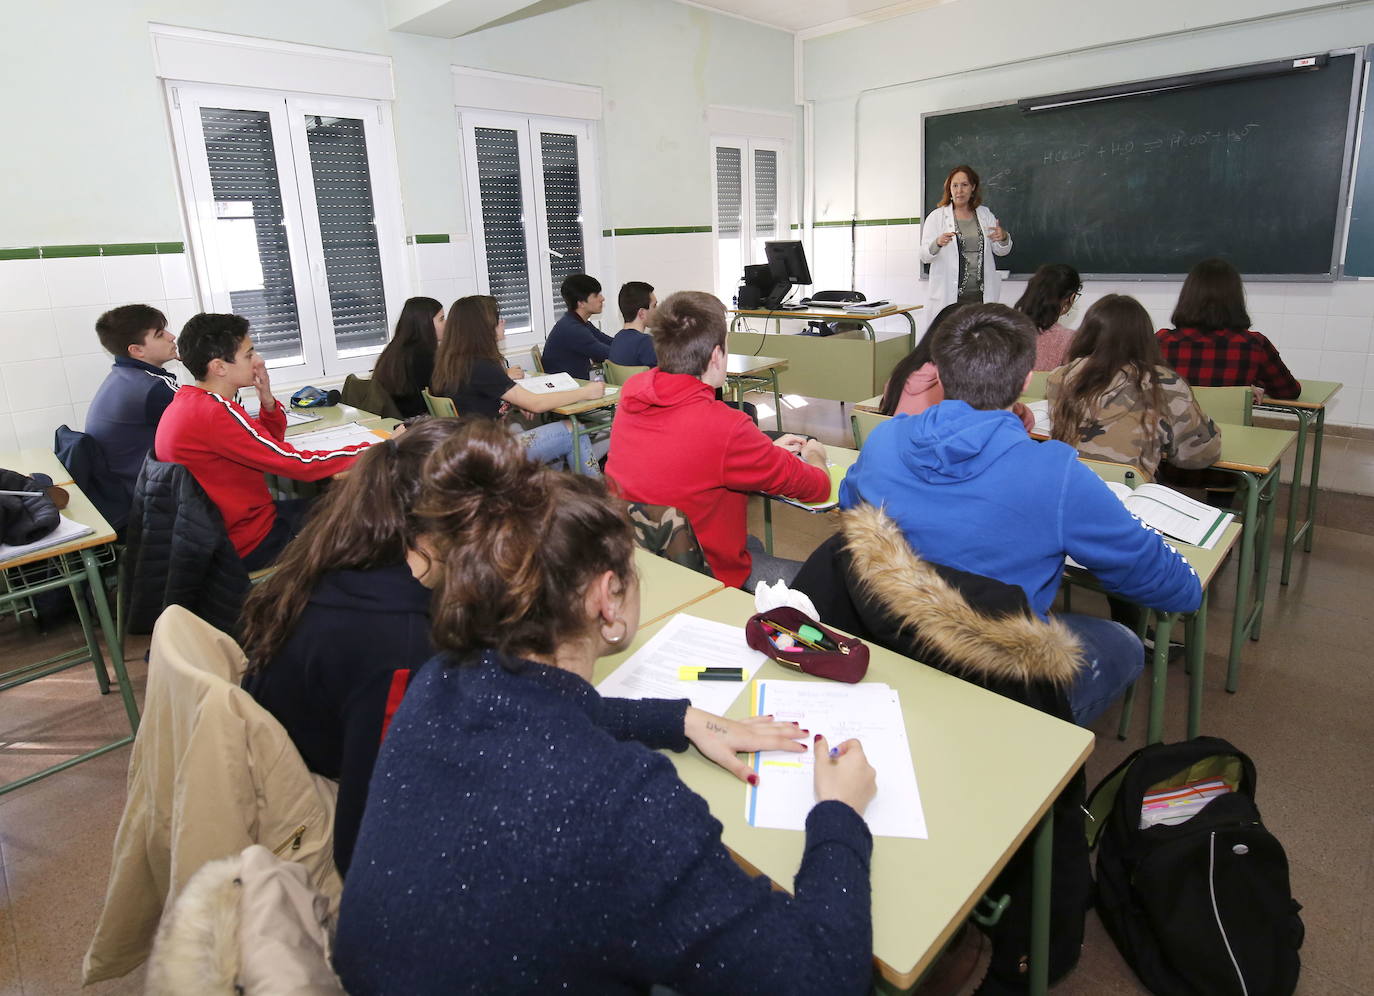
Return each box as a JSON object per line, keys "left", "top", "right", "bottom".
{"left": 0, "top": 0, "right": 795, "bottom": 449}
{"left": 801, "top": 0, "right": 1374, "bottom": 427}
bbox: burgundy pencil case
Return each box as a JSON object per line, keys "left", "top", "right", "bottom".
{"left": 744, "top": 606, "right": 869, "bottom": 684}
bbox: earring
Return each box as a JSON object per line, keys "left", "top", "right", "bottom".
{"left": 604, "top": 618, "right": 628, "bottom": 646}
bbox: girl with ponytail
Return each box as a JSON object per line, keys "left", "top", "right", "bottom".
{"left": 335, "top": 420, "right": 880, "bottom": 995}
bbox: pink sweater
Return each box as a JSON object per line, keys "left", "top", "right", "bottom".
{"left": 1034, "top": 322, "right": 1076, "bottom": 372}
{"left": 885, "top": 362, "right": 1036, "bottom": 432}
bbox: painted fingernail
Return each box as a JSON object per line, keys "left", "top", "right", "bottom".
{"left": 801, "top": 743, "right": 809, "bottom": 750}
{"left": 791, "top": 721, "right": 800, "bottom": 727}
{"left": 813, "top": 733, "right": 822, "bottom": 743}
{"left": 800, "top": 729, "right": 810, "bottom": 735}
{"left": 747, "top": 773, "right": 759, "bottom": 786}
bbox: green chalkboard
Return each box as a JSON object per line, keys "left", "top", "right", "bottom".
{"left": 1343, "top": 48, "right": 1374, "bottom": 276}
{"left": 923, "top": 53, "right": 1360, "bottom": 277}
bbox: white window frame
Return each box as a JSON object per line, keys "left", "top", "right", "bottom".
{"left": 166, "top": 81, "right": 409, "bottom": 381}
{"left": 458, "top": 109, "right": 604, "bottom": 352}
{"left": 710, "top": 135, "right": 792, "bottom": 302}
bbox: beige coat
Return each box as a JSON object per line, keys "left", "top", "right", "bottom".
{"left": 83, "top": 606, "right": 342, "bottom": 984}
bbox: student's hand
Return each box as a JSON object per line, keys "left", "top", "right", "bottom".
{"left": 936, "top": 231, "right": 954, "bottom": 247}
{"left": 813, "top": 734, "right": 877, "bottom": 816}
{"left": 1250, "top": 384, "right": 1265, "bottom": 406}
{"left": 684, "top": 707, "right": 807, "bottom": 783}
{"left": 771, "top": 433, "right": 808, "bottom": 454}
{"left": 800, "top": 439, "right": 828, "bottom": 468}
{"left": 508, "top": 366, "right": 526, "bottom": 379}
{"left": 251, "top": 355, "right": 276, "bottom": 406}
{"left": 581, "top": 382, "right": 607, "bottom": 400}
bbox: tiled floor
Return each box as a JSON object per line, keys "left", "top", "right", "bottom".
{"left": 1, "top": 394, "right": 1370, "bottom": 994}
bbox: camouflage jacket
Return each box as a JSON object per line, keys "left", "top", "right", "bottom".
{"left": 1046, "top": 360, "right": 1221, "bottom": 477}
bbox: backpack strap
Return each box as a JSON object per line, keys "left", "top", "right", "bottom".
{"left": 1084, "top": 746, "right": 1145, "bottom": 850}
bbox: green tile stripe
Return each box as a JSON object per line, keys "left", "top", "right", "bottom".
{"left": 814, "top": 216, "right": 921, "bottom": 228}
{"left": 413, "top": 233, "right": 451, "bottom": 244}
{"left": 0, "top": 243, "right": 184, "bottom": 260}
{"left": 603, "top": 225, "right": 714, "bottom": 237}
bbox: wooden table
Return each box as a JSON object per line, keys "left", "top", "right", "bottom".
{"left": 1255, "top": 380, "right": 1342, "bottom": 584}
{"left": 853, "top": 394, "right": 884, "bottom": 415}
{"left": 633, "top": 548, "right": 723, "bottom": 627}
{"left": 724, "top": 354, "right": 788, "bottom": 430}
{"left": 595, "top": 586, "right": 1092, "bottom": 993}
{"left": 0, "top": 480, "right": 138, "bottom": 796}
{"left": 727, "top": 306, "right": 920, "bottom": 404}
{"left": 0, "top": 449, "right": 75, "bottom": 485}
{"left": 281, "top": 401, "right": 380, "bottom": 437}
{"left": 1077, "top": 460, "right": 1243, "bottom": 743}
{"left": 551, "top": 382, "right": 619, "bottom": 471}
{"left": 760, "top": 444, "right": 860, "bottom": 554}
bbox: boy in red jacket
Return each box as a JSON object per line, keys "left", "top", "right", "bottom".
{"left": 606, "top": 291, "right": 829, "bottom": 589}
{"left": 156, "top": 313, "right": 371, "bottom": 570}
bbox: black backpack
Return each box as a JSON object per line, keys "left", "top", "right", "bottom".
{"left": 1086, "top": 737, "right": 1304, "bottom": 995}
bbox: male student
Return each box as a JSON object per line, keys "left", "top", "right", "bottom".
{"left": 608, "top": 281, "right": 658, "bottom": 367}
{"left": 84, "top": 304, "right": 180, "bottom": 505}
{"left": 607, "top": 290, "right": 830, "bottom": 590}
{"left": 839, "top": 303, "right": 1202, "bottom": 726}
{"left": 541, "top": 273, "right": 613, "bottom": 379}
{"left": 156, "top": 313, "right": 370, "bottom": 571}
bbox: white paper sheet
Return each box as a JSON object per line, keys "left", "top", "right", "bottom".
{"left": 520, "top": 372, "right": 580, "bottom": 394}
{"left": 1026, "top": 399, "right": 1052, "bottom": 435}
{"left": 0, "top": 514, "right": 95, "bottom": 562}
{"left": 746, "top": 680, "right": 927, "bottom": 839}
{"left": 284, "top": 410, "right": 321, "bottom": 426}
{"left": 596, "top": 614, "right": 767, "bottom": 715}
{"left": 288, "top": 422, "right": 383, "bottom": 451}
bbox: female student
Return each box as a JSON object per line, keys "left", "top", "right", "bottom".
{"left": 371, "top": 297, "right": 444, "bottom": 418}
{"left": 1157, "top": 257, "right": 1302, "bottom": 401}
{"left": 1014, "top": 263, "right": 1082, "bottom": 371}
{"left": 240, "top": 417, "right": 460, "bottom": 875}
{"left": 919, "top": 164, "right": 1013, "bottom": 323}
{"left": 431, "top": 294, "right": 605, "bottom": 476}
{"left": 879, "top": 303, "right": 1036, "bottom": 431}
{"left": 334, "top": 421, "right": 878, "bottom": 995}
{"left": 1048, "top": 294, "right": 1221, "bottom": 477}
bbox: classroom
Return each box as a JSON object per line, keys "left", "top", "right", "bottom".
{"left": 2, "top": 0, "right": 1373, "bottom": 993}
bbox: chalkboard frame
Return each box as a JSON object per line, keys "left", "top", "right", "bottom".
{"left": 920, "top": 48, "right": 1366, "bottom": 281}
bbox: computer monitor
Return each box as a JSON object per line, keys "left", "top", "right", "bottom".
{"left": 765, "top": 240, "right": 813, "bottom": 289}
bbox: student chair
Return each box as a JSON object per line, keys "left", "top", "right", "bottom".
{"left": 531, "top": 345, "right": 545, "bottom": 374}
{"left": 1191, "top": 385, "right": 1253, "bottom": 427}
{"left": 341, "top": 374, "right": 403, "bottom": 420}
{"left": 1025, "top": 370, "right": 1050, "bottom": 400}
{"left": 421, "top": 389, "right": 458, "bottom": 418}
{"left": 603, "top": 361, "right": 649, "bottom": 386}
{"left": 850, "top": 409, "right": 892, "bottom": 448}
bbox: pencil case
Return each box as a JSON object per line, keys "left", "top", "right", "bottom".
{"left": 744, "top": 607, "right": 869, "bottom": 684}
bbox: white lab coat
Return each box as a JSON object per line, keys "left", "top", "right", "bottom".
{"left": 918, "top": 204, "right": 1013, "bottom": 329}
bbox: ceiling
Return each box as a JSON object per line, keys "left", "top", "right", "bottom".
{"left": 676, "top": 0, "right": 951, "bottom": 38}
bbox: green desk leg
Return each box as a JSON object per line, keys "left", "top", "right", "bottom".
{"left": 1226, "top": 470, "right": 1259, "bottom": 694}
{"left": 1277, "top": 409, "right": 1308, "bottom": 586}
{"left": 1304, "top": 407, "right": 1326, "bottom": 553}
{"left": 761, "top": 497, "right": 774, "bottom": 555}
{"left": 1249, "top": 467, "right": 1279, "bottom": 643}
{"left": 769, "top": 368, "right": 783, "bottom": 432}
{"left": 1146, "top": 613, "right": 1176, "bottom": 746}
{"left": 1185, "top": 593, "right": 1207, "bottom": 739}
{"left": 569, "top": 414, "right": 587, "bottom": 473}
{"left": 82, "top": 547, "right": 138, "bottom": 733}
{"left": 1029, "top": 812, "right": 1054, "bottom": 996}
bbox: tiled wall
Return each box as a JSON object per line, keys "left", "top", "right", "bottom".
{"left": 0, "top": 248, "right": 198, "bottom": 451}
{"left": 810, "top": 222, "right": 1374, "bottom": 429}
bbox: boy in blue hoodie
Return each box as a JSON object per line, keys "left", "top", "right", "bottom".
{"left": 839, "top": 303, "right": 1200, "bottom": 725}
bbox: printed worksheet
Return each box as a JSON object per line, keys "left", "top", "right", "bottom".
{"left": 288, "top": 422, "right": 385, "bottom": 450}
{"left": 746, "top": 680, "right": 927, "bottom": 839}
{"left": 596, "top": 614, "right": 766, "bottom": 714}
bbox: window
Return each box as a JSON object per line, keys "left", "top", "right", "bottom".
{"left": 459, "top": 111, "right": 602, "bottom": 351}
{"left": 167, "top": 83, "right": 407, "bottom": 380}
{"left": 711, "top": 137, "right": 789, "bottom": 301}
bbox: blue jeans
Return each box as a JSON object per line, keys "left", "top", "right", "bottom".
{"left": 1057, "top": 613, "right": 1144, "bottom": 727}
{"left": 511, "top": 421, "right": 600, "bottom": 477}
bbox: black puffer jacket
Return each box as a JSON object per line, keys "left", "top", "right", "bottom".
{"left": 125, "top": 457, "right": 249, "bottom": 636}
{"left": 0, "top": 469, "right": 60, "bottom": 546}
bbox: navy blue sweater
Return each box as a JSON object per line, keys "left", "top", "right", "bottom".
{"left": 542, "top": 312, "right": 613, "bottom": 379}
{"left": 335, "top": 651, "right": 874, "bottom": 995}
{"left": 609, "top": 327, "right": 657, "bottom": 367}
{"left": 243, "top": 563, "right": 432, "bottom": 875}
{"left": 84, "top": 357, "right": 178, "bottom": 499}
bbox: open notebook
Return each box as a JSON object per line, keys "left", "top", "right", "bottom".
{"left": 1104, "top": 482, "right": 1232, "bottom": 549}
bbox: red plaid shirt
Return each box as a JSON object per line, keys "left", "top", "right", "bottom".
{"left": 1155, "top": 327, "right": 1302, "bottom": 400}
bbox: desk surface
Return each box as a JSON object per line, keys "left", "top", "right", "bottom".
{"left": 725, "top": 354, "right": 788, "bottom": 376}
{"left": 0, "top": 449, "right": 74, "bottom": 485}
{"left": 282, "top": 402, "right": 380, "bottom": 436}
{"left": 595, "top": 586, "right": 1093, "bottom": 988}
{"left": 0, "top": 483, "right": 117, "bottom": 570}
{"left": 633, "top": 548, "right": 723, "bottom": 627}
{"left": 1259, "top": 379, "right": 1342, "bottom": 409}
{"left": 552, "top": 382, "right": 620, "bottom": 417}
{"left": 854, "top": 394, "right": 884, "bottom": 414}
{"left": 1213, "top": 424, "right": 1295, "bottom": 474}
{"left": 730, "top": 304, "right": 921, "bottom": 320}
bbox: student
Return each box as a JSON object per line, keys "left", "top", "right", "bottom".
{"left": 1013, "top": 262, "right": 1082, "bottom": 371}
{"left": 370, "top": 297, "right": 444, "bottom": 418}
{"left": 1048, "top": 294, "right": 1220, "bottom": 477}
{"left": 431, "top": 295, "right": 604, "bottom": 476}
{"left": 240, "top": 417, "right": 459, "bottom": 875}
{"left": 155, "top": 313, "right": 370, "bottom": 571}
{"left": 608, "top": 280, "right": 658, "bottom": 367}
{"left": 84, "top": 304, "right": 180, "bottom": 506}
{"left": 839, "top": 304, "right": 1202, "bottom": 726}
{"left": 606, "top": 291, "right": 830, "bottom": 590}
{"left": 541, "top": 273, "right": 613, "bottom": 378}
{"left": 334, "top": 420, "right": 877, "bottom": 995}
{"left": 1157, "top": 257, "right": 1302, "bottom": 401}
{"left": 878, "top": 303, "right": 1036, "bottom": 431}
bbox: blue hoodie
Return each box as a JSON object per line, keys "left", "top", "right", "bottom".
{"left": 839, "top": 400, "right": 1201, "bottom": 619}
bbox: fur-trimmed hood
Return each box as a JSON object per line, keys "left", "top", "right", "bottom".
{"left": 840, "top": 504, "right": 1083, "bottom": 687}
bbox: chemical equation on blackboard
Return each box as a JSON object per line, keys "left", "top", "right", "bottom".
{"left": 1039, "top": 124, "right": 1261, "bottom": 165}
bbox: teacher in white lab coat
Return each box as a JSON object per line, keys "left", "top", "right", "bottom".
{"left": 919, "top": 164, "right": 1013, "bottom": 323}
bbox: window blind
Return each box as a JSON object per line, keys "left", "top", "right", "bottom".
{"left": 539, "top": 131, "right": 585, "bottom": 323}
{"left": 753, "top": 149, "right": 778, "bottom": 238}
{"left": 199, "top": 107, "right": 302, "bottom": 360}
{"left": 304, "top": 114, "right": 388, "bottom": 354}
{"left": 473, "top": 127, "right": 532, "bottom": 331}
{"left": 715, "top": 146, "right": 743, "bottom": 238}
